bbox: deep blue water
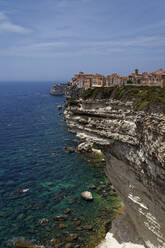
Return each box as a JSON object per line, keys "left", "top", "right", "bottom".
{"left": 0, "top": 82, "right": 120, "bottom": 248}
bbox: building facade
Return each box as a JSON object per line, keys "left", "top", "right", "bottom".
{"left": 71, "top": 69, "right": 165, "bottom": 89}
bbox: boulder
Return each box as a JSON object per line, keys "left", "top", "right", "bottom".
{"left": 59, "top": 223, "right": 66, "bottom": 229}
{"left": 50, "top": 239, "right": 58, "bottom": 245}
{"left": 39, "top": 218, "right": 48, "bottom": 225}
{"left": 75, "top": 220, "right": 81, "bottom": 226}
{"left": 68, "top": 198, "right": 77, "bottom": 204}
{"left": 77, "top": 142, "right": 93, "bottom": 153}
{"left": 89, "top": 184, "right": 96, "bottom": 190}
{"left": 83, "top": 225, "right": 93, "bottom": 231}
{"left": 65, "top": 146, "right": 75, "bottom": 153}
{"left": 14, "top": 237, "right": 36, "bottom": 248}
{"left": 80, "top": 191, "right": 93, "bottom": 201}
{"left": 54, "top": 215, "right": 67, "bottom": 221}
{"left": 65, "top": 243, "right": 72, "bottom": 248}
{"left": 64, "top": 208, "right": 71, "bottom": 214}
{"left": 66, "top": 234, "right": 78, "bottom": 242}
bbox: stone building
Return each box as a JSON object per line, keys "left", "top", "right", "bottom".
{"left": 92, "top": 73, "right": 106, "bottom": 87}
{"left": 71, "top": 72, "right": 106, "bottom": 89}
{"left": 106, "top": 73, "right": 120, "bottom": 86}
{"left": 71, "top": 72, "right": 94, "bottom": 89}
{"left": 128, "top": 68, "right": 143, "bottom": 84}
{"left": 71, "top": 69, "right": 165, "bottom": 89}
{"left": 139, "top": 69, "right": 165, "bottom": 87}
{"left": 106, "top": 74, "right": 128, "bottom": 86}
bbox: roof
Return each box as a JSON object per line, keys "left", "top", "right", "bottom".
{"left": 95, "top": 73, "right": 105, "bottom": 77}
{"left": 120, "top": 76, "right": 128, "bottom": 79}
{"left": 152, "top": 69, "right": 165, "bottom": 75}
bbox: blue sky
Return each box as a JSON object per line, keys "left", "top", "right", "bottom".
{"left": 0, "top": 0, "right": 165, "bottom": 81}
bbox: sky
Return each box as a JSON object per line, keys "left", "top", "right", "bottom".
{"left": 0, "top": 0, "right": 165, "bottom": 82}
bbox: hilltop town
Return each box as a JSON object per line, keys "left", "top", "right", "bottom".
{"left": 70, "top": 69, "right": 165, "bottom": 89}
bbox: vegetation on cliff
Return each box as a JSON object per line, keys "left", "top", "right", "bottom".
{"left": 82, "top": 86, "right": 165, "bottom": 113}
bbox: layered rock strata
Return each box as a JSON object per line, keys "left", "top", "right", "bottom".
{"left": 64, "top": 90, "right": 165, "bottom": 248}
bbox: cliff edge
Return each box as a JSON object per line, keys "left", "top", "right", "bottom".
{"left": 64, "top": 86, "right": 165, "bottom": 248}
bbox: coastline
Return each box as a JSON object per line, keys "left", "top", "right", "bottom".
{"left": 0, "top": 83, "right": 122, "bottom": 248}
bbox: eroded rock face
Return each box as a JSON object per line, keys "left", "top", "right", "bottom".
{"left": 64, "top": 97, "right": 165, "bottom": 248}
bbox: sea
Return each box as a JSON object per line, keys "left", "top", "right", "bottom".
{"left": 0, "top": 82, "right": 121, "bottom": 248}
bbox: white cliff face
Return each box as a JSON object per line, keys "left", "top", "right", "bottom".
{"left": 97, "top": 212, "right": 144, "bottom": 248}
{"left": 64, "top": 98, "right": 165, "bottom": 248}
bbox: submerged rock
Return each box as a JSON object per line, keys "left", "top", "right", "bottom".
{"left": 65, "top": 146, "right": 75, "bottom": 153}
{"left": 39, "top": 218, "right": 48, "bottom": 225}
{"left": 76, "top": 226, "right": 83, "bottom": 231}
{"left": 89, "top": 184, "right": 96, "bottom": 190}
{"left": 64, "top": 208, "right": 71, "bottom": 214}
{"left": 50, "top": 239, "right": 58, "bottom": 245}
{"left": 80, "top": 191, "right": 93, "bottom": 201}
{"left": 68, "top": 198, "right": 78, "bottom": 204}
{"left": 54, "top": 215, "right": 67, "bottom": 221}
{"left": 75, "top": 220, "right": 81, "bottom": 226}
{"left": 17, "top": 188, "right": 29, "bottom": 193}
{"left": 66, "top": 234, "right": 78, "bottom": 242}
{"left": 57, "top": 105, "right": 63, "bottom": 110}
{"left": 83, "top": 225, "right": 93, "bottom": 231}
{"left": 65, "top": 243, "right": 72, "bottom": 248}
{"left": 59, "top": 223, "right": 66, "bottom": 229}
{"left": 50, "top": 153, "right": 57, "bottom": 157}
{"left": 14, "top": 237, "right": 36, "bottom": 248}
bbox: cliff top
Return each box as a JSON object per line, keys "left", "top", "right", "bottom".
{"left": 81, "top": 86, "right": 165, "bottom": 114}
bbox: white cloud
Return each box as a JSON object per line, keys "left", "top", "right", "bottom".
{"left": 0, "top": 34, "right": 164, "bottom": 58}
{"left": 28, "top": 42, "right": 69, "bottom": 49}
{"left": 0, "top": 11, "right": 31, "bottom": 34}
{"left": 0, "top": 22, "right": 31, "bottom": 34}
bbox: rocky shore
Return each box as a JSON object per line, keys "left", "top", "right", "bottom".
{"left": 64, "top": 85, "right": 165, "bottom": 248}
{"left": 50, "top": 83, "right": 68, "bottom": 96}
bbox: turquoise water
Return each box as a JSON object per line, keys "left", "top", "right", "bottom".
{"left": 0, "top": 82, "right": 120, "bottom": 248}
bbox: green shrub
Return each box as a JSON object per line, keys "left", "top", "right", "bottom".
{"left": 127, "top": 80, "right": 133, "bottom": 84}
{"left": 82, "top": 87, "right": 115, "bottom": 100}
{"left": 67, "top": 99, "right": 80, "bottom": 106}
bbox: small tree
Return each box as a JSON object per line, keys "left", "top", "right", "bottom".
{"left": 137, "top": 79, "right": 141, "bottom": 84}
{"left": 127, "top": 80, "right": 133, "bottom": 84}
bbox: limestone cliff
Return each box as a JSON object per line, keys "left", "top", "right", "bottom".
{"left": 64, "top": 86, "right": 165, "bottom": 248}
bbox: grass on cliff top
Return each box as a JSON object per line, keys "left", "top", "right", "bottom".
{"left": 82, "top": 86, "right": 165, "bottom": 113}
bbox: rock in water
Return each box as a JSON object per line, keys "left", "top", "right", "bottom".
{"left": 77, "top": 142, "right": 93, "bottom": 153}
{"left": 54, "top": 215, "right": 67, "bottom": 221}
{"left": 65, "top": 146, "right": 75, "bottom": 153}
{"left": 66, "top": 234, "right": 78, "bottom": 242}
{"left": 39, "top": 218, "right": 48, "bottom": 224}
{"left": 89, "top": 184, "right": 96, "bottom": 190}
{"left": 80, "top": 191, "right": 93, "bottom": 201}
{"left": 14, "top": 237, "right": 36, "bottom": 248}
{"left": 64, "top": 208, "right": 71, "bottom": 214}
{"left": 65, "top": 243, "right": 72, "bottom": 248}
